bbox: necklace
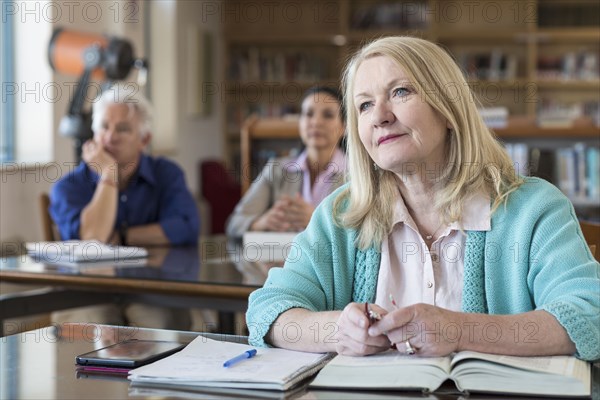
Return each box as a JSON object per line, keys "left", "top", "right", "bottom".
{"left": 424, "top": 221, "right": 445, "bottom": 241}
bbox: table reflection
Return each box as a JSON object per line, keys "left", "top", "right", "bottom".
{"left": 1, "top": 244, "right": 251, "bottom": 287}
{"left": 0, "top": 237, "right": 292, "bottom": 335}
{"left": 0, "top": 324, "right": 201, "bottom": 400}
{"left": 4, "top": 323, "right": 597, "bottom": 399}
{"left": 1, "top": 235, "right": 292, "bottom": 290}
{"left": 116, "top": 246, "right": 200, "bottom": 282}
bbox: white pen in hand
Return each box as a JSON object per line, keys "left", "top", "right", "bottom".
{"left": 223, "top": 349, "right": 257, "bottom": 368}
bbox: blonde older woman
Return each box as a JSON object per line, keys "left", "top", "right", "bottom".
{"left": 246, "top": 37, "right": 600, "bottom": 361}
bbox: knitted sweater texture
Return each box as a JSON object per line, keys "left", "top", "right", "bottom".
{"left": 246, "top": 177, "right": 600, "bottom": 360}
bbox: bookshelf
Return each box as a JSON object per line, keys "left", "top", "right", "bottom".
{"left": 222, "top": 0, "right": 599, "bottom": 213}
{"left": 240, "top": 116, "right": 301, "bottom": 193}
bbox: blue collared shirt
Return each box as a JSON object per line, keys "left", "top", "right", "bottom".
{"left": 50, "top": 154, "right": 200, "bottom": 245}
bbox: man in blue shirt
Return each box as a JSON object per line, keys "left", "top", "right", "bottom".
{"left": 49, "top": 84, "right": 200, "bottom": 329}
{"left": 50, "top": 85, "right": 199, "bottom": 245}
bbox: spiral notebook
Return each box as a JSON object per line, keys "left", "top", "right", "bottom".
{"left": 128, "top": 336, "right": 331, "bottom": 392}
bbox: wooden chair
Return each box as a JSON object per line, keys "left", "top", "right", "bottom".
{"left": 39, "top": 193, "right": 60, "bottom": 241}
{"left": 240, "top": 115, "right": 300, "bottom": 194}
{"left": 580, "top": 220, "right": 600, "bottom": 261}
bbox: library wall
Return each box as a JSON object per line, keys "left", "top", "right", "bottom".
{"left": 220, "top": 0, "right": 600, "bottom": 220}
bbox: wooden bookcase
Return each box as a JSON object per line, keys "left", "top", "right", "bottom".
{"left": 240, "top": 116, "right": 300, "bottom": 193}
{"left": 223, "top": 0, "right": 599, "bottom": 205}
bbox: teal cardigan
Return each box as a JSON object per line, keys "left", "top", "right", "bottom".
{"left": 246, "top": 178, "right": 600, "bottom": 360}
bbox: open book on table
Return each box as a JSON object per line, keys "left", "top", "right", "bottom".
{"left": 309, "top": 349, "right": 591, "bottom": 397}
{"left": 26, "top": 240, "right": 148, "bottom": 267}
{"left": 128, "top": 336, "right": 332, "bottom": 392}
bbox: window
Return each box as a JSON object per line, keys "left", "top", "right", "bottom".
{"left": 0, "top": 0, "right": 15, "bottom": 162}
{"left": 1, "top": 0, "right": 53, "bottom": 163}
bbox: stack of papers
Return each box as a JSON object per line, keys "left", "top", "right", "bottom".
{"left": 242, "top": 232, "right": 299, "bottom": 263}
{"left": 26, "top": 240, "right": 148, "bottom": 268}
{"left": 129, "top": 336, "right": 332, "bottom": 392}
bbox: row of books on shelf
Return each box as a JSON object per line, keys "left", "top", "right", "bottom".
{"left": 538, "top": 100, "right": 600, "bottom": 128}
{"left": 537, "top": 51, "right": 599, "bottom": 81}
{"left": 538, "top": 3, "right": 600, "bottom": 27}
{"left": 479, "top": 107, "right": 509, "bottom": 129}
{"left": 480, "top": 102, "right": 600, "bottom": 129}
{"left": 351, "top": 1, "right": 428, "bottom": 30}
{"left": 400, "top": 50, "right": 598, "bottom": 83}
{"left": 229, "top": 103, "right": 599, "bottom": 138}
{"left": 505, "top": 142, "right": 600, "bottom": 206}
{"left": 347, "top": 0, "right": 597, "bottom": 30}
{"left": 228, "top": 48, "right": 330, "bottom": 83}
{"left": 458, "top": 50, "right": 518, "bottom": 81}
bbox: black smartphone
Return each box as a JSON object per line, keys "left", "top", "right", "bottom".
{"left": 75, "top": 340, "right": 185, "bottom": 368}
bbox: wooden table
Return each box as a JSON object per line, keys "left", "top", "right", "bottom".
{"left": 0, "top": 237, "right": 276, "bottom": 335}
{"left": 1, "top": 323, "right": 598, "bottom": 399}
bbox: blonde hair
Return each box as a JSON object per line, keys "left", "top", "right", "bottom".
{"left": 335, "top": 36, "right": 523, "bottom": 250}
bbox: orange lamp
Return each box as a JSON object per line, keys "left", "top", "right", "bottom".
{"left": 48, "top": 28, "right": 135, "bottom": 81}
{"left": 47, "top": 28, "right": 145, "bottom": 160}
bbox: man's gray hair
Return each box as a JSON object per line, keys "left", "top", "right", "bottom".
{"left": 91, "top": 83, "right": 153, "bottom": 137}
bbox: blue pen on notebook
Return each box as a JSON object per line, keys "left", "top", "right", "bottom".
{"left": 223, "top": 349, "right": 257, "bottom": 368}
